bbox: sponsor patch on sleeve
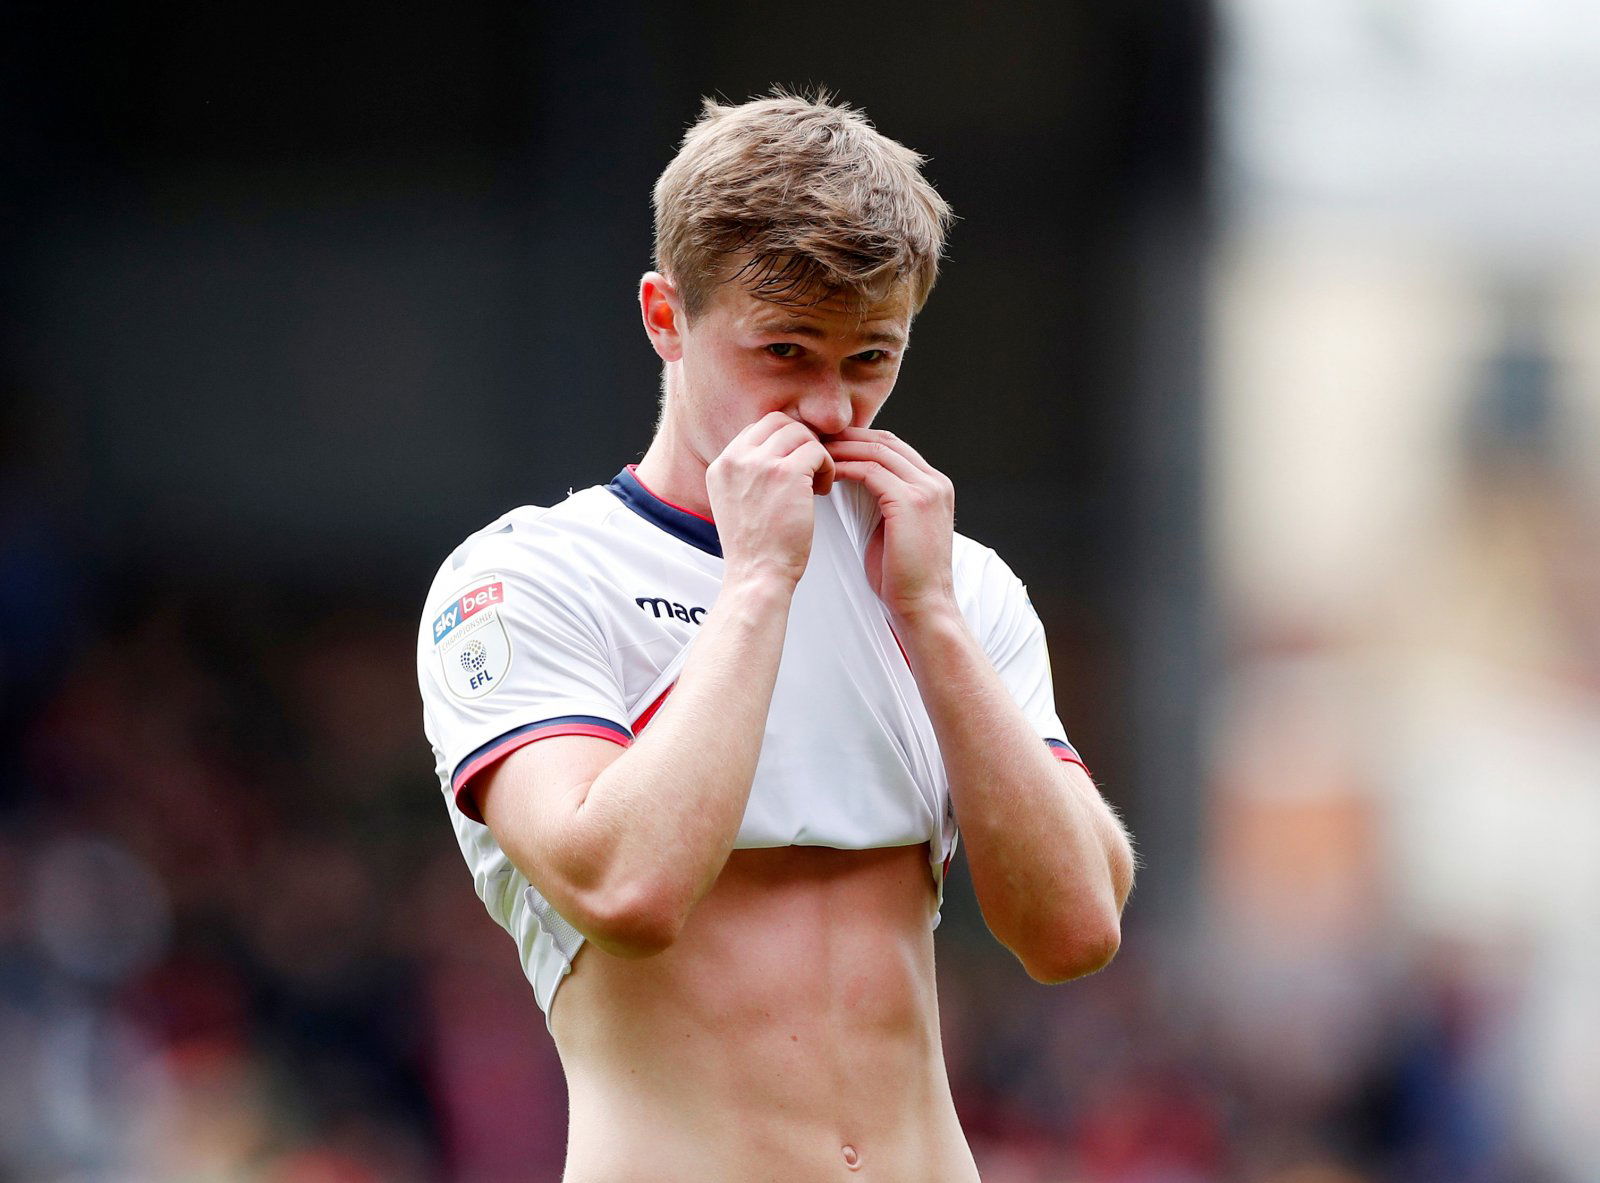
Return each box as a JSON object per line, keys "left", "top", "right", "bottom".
{"left": 432, "top": 575, "right": 512, "bottom": 699}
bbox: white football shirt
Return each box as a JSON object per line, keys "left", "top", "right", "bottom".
{"left": 417, "top": 467, "right": 1085, "bottom": 1017}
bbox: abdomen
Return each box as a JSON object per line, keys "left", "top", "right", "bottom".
{"left": 552, "top": 844, "right": 976, "bottom": 1180}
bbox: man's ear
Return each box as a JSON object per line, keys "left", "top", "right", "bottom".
{"left": 640, "top": 272, "right": 686, "bottom": 362}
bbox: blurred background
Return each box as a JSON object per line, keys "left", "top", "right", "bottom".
{"left": 2, "top": 2, "right": 1597, "bottom": 1180}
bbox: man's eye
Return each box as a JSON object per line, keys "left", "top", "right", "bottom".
{"left": 853, "top": 349, "right": 889, "bottom": 364}
{"left": 765, "top": 343, "right": 802, "bottom": 358}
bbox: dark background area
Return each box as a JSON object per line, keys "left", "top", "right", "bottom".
{"left": 3, "top": 2, "right": 1210, "bottom": 848}
{"left": 1, "top": 4, "right": 1219, "bottom": 1179}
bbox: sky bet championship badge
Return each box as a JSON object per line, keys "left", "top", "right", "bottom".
{"left": 432, "top": 575, "right": 512, "bottom": 699}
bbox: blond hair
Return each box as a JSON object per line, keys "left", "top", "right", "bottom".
{"left": 652, "top": 90, "right": 954, "bottom": 318}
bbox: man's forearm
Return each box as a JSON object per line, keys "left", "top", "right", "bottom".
{"left": 558, "top": 571, "right": 795, "bottom": 942}
{"left": 895, "top": 604, "right": 1134, "bottom": 981}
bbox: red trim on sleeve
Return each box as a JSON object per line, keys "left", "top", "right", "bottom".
{"left": 453, "top": 723, "right": 631, "bottom": 822}
{"left": 1050, "top": 745, "right": 1091, "bottom": 776}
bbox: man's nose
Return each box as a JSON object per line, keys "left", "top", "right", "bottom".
{"left": 794, "top": 375, "right": 852, "bottom": 436}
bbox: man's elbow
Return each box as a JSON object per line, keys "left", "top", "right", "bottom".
{"left": 571, "top": 878, "right": 689, "bottom": 960}
{"left": 1019, "top": 911, "right": 1122, "bottom": 984}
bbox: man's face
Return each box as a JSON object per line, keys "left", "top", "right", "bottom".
{"left": 669, "top": 279, "right": 912, "bottom": 466}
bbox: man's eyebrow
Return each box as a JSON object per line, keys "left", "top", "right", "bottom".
{"left": 751, "top": 319, "right": 907, "bottom": 349}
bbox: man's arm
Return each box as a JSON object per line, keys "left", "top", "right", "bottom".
{"left": 893, "top": 610, "right": 1133, "bottom": 981}
{"left": 475, "top": 413, "right": 835, "bottom": 959}
{"left": 827, "top": 427, "right": 1135, "bottom": 983}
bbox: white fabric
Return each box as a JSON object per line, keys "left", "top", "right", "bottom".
{"left": 417, "top": 474, "right": 1073, "bottom": 1018}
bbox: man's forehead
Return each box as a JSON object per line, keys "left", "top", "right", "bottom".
{"left": 729, "top": 285, "right": 911, "bottom": 341}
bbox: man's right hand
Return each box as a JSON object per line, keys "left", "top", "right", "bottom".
{"left": 706, "top": 411, "right": 835, "bottom": 588}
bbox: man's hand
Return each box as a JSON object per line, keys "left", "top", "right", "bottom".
{"left": 708, "top": 411, "right": 835, "bottom": 589}
{"left": 829, "top": 427, "right": 1134, "bottom": 982}
{"left": 826, "top": 427, "right": 957, "bottom": 622}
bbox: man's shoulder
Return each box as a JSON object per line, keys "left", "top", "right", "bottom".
{"left": 951, "top": 529, "right": 1008, "bottom": 583}
{"left": 418, "top": 484, "right": 630, "bottom": 626}
{"left": 950, "top": 530, "right": 1036, "bottom": 631}
{"left": 436, "top": 485, "right": 626, "bottom": 571}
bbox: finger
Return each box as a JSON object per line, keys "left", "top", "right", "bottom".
{"left": 761, "top": 419, "right": 824, "bottom": 458}
{"left": 828, "top": 427, "right": 937, "bottom": 474}
{"left": 824, "top": 437, "right": 924, "bottom": 483}
{"left": 738, "top": 410, "right": 811, "bottom": 448}
{"left": 791, "top": 439, "right": 836, "bottom": 495}
{"left": 723, "top": 418, "right": 816, "bottom": 462}
{"left": 831, "top": 458, "right": 911, "bottom": 502}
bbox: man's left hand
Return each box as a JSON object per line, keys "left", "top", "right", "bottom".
{"left": 825, "top": 427, "right": 958, "bottom": 623}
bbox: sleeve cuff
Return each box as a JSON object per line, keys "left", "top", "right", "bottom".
{"left": 1045, "top": 738, "right": 1090, "bottom": 776}
{"left": 451, "top": 715, "right": 632, "bottom": 822}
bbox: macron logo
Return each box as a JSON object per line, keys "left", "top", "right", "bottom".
{"left": 433, "top": 581, "right": 503, "bottom": 644}
{"left": 636, "top": 596, "right": 706, "bottom": 625}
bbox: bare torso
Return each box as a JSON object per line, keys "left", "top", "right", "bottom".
{"left": 550, "top": 842, "right": 980, "bottom": 1182}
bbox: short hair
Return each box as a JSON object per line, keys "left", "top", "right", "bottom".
{"left": 652, "top": 90, "right": 954, "bottom": 319}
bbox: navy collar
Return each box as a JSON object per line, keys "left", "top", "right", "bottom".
{"left": 606, "top": 466, "right": 722, "bottom": 558}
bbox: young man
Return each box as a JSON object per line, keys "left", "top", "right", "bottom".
{"left": 418, "top": 93, "right": 1134, "bottom": 1180}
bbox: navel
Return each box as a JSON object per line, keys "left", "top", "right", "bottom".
{"left": 841, "top": 1144, "right": 861, "bottom": 1171}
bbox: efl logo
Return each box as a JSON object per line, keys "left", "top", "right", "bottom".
{"left": 432, "top": 581, "right": 503, "bottom": 644}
